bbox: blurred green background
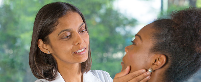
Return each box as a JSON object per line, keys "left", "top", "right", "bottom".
{"left": 0, "top": 0, "right": 201, "bottom": 82}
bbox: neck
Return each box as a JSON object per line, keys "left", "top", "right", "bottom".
{"left": 148, "top": 70, "right": 166, "bottom": 82}
{"left": 57, "top": 62, "right": 83, "bottom": 82}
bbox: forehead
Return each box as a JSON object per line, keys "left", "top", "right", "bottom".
{"left": 137, "top": 23, "right": 155, "bottom": 40}
{"left": 48, "top": 11, "right": 84, "bottom": 36}
{"left": 137, "top": 23, "right": 155, "bottom": 44}
{"left": 58, "top": 11, "right": 82, "bottom": 24}
{"left": 53, "top": 11, "right": 83, "bottom": 30}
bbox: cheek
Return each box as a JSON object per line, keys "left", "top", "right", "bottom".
{"left": 53, "top": 42, "right": 72, "bottom": 54}
{"left": 123, "top": 52, "right": 136, "bottom": 67}
{"left": 49, "top": 37, "right": 73, "bottom": 53}
{"left": 128, "top": 53, "right": 138, "bottom": 66}
{"left": 128, "top": 51, "right": 147, "bottom": 72}
{"left": 84, "top": 33, "right": 89, "bottom": 44}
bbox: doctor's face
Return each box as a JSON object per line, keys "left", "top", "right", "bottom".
{"left": 121, "top": 23, "right": 155, "bottom": 73}
{"left": 47, "top": 12, "right": 89, "bottom": 65}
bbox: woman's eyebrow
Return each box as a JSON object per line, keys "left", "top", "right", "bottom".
{"left": 135, "top": 34, "right": 142, "bottom": 42}
{"left": 79, "top": 22, "right": 85, "bottom": 29}
{"left": 58, "top": 23, "right": 85, "bottom": 36}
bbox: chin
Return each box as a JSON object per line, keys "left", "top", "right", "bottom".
{"left": 121, "top": 63, "right": 127, "bottom": 71}
{"left": 78, "top": 55, "right": 88, "bottom": 63}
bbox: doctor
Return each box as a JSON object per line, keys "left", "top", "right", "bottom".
{"left": 29, "top": 2, "right": 151, "bottom": 82}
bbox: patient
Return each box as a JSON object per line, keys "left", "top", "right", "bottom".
{"left": 121, "top": 8, "right": 201, "bottom": 82}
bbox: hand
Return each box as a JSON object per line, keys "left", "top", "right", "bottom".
{"left": 113, "top": 66, "right": 151, "bottom": 82}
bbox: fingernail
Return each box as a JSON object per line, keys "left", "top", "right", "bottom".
{"left": 141, "top": 69, "right": 146, "bottom": 72}
{"left": 147, "top": 72, "right": 151, "bottom": 75}
{"left": 126, "top": 66, "right": 129, "bottom": 69}
{"left": 125, "top": 66, "right": 129, "bottom": 70}
{"left": 147, "top": 76, "right": 150, "bottom": 79}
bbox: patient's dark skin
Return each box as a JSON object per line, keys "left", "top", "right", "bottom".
{"left": 121, "top": 23, "right": 168, "bottom": 82}
{"left": 121, "top": 8, "right": 201, "bottom": 82}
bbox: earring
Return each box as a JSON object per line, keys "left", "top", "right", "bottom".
{"left": 148, "top": 68, "right": 153, "bottom": 73}
{"left": 48, "top": 51, "right": 50, "bottom": 54}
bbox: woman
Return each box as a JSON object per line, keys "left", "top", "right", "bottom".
{"left": 121, "top": 8, "right": 201, "bottom": 82}
{"left": 29, "top": 2, "right": 150, "bottom": 82}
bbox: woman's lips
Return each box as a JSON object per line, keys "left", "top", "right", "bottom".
{"left": 121, "top": 61, "right": 126, "bottom": 71}
{"left": 74, "top": 48, "right": 86, "bottom": 55}
{"left": 121, "top": 62, "right": 124, "bottom": 65}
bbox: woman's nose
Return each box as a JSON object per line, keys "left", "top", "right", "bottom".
{"left": 73, "top": 33, "right": 83, "bottom": 45}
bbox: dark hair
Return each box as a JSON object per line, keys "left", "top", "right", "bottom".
{"left": 150, "top": 8, "right": 201, "bottom": 82}
{"left": 29, "top": 2, "right": 92, "bottom": 81}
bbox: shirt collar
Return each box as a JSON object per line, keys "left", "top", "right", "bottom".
{"left": 50, "top": 72, "right": 65, "bottom": 82}
{"left": 83, "top": 71, "right": 102, "bottom": 82}
{"left": 50, "top": 71, "right": 102, "bottom": 82}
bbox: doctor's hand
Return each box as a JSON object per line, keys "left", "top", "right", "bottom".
{"left": 113, "top": 66, "right": 151, "bottom": 82}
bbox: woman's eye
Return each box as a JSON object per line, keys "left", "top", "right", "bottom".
{"left": 79, "top": 29, "right": 87, "bottom": 33}
{"left": 63, "top": 35, "right": 70, "bottom": 39}
{"left": 60, "top": 33, "right": 71, "bottom": 39}
{"left": 61, "top": 34, "right": 71, "bottom": 39}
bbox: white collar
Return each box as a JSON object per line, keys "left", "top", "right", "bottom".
{"left": 50, "top": 72, "right": 65, "bottom": 82}
{"left": 50, "top": 71, "right": 102, "bottom": 82}
{"left": 83, "top": 70, "right": 102, "bottom": 82}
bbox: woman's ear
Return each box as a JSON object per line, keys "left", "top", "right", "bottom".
{"left": 38, "top": 39, "right": 51, "bottom": 54}
{"left": 150, "top": 54, "right": 167, "bottom": 71}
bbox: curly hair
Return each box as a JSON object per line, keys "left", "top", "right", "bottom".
{"left": 150, "top": 8, "right": 201, "bottom": 82}
{"left": 29, "top": 2, "right": 92, "bottom": 81}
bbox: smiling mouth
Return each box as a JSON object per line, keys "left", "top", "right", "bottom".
{"left": 74, "top": 48, "right": 86, "bottom": 54}
{"left": 77, "top": 48, "right": 85, "bottom": 53}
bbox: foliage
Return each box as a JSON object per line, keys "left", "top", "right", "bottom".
{"left": 158, "top": 4, "right": 189, "bottom": 19}
{"left": 0, "top": 0, "right": 137, "bottom": 81}
{"left": 197, "top": 0, "right": 201, "bottom": 7}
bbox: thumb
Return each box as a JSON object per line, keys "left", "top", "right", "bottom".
{"left": 114, "top": 66, "right": 130, "bottom": 78}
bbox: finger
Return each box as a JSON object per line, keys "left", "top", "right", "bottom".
{"left": 128, "top": 71, "right": 151, "bottom": 82}
{"left": 140, "top": 76, "right": 150, "bottom": 82}
{"left": 124, "top": 69, "right": 146, "bottom": 79}
{"left": 117, "top": 69, "right": 147, "bottom": 81}
{"left": 114, "top": 66, "right": 130, "bottom": 78}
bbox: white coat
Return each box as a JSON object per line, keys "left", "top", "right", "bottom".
{"left": 35, "top": 70, "right": 113, "bottom": 82}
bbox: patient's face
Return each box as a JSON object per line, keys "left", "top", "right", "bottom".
{"left": 121, "top": 23, "right": 155, "bottom": 73}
